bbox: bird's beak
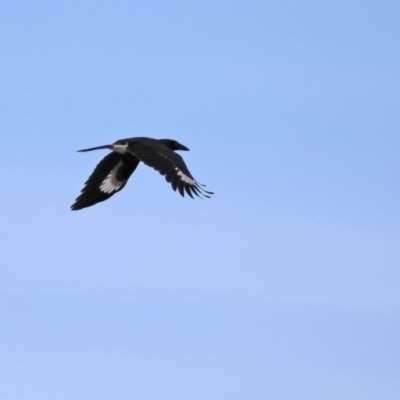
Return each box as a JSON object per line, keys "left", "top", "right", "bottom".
{"left": 77, "top": 144, "right": 112, "bottom": 152}
{"left": 177, "top": 143, "right": 189, "bottom": 151}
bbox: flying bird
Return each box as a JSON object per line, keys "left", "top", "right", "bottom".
{"left": 71, "top": 137, "right": 213, "bottom": 210}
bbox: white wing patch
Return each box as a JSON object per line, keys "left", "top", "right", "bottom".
{"left": 99, "top": 161, "right": 124, "bottom": 194}
{"left": 175, "top": 167, "right": 196, "bottom": 185}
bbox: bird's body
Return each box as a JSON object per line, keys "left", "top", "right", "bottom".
{"left": 71, "top": 137, "right": 213, "bottom": 210}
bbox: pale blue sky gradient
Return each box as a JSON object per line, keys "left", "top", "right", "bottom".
{"left": 1, "top": 1, "right": 399, "bottom": 399}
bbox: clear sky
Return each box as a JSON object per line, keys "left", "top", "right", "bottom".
{"left": 1, "top": 1, "right": 399, "bottom": 399}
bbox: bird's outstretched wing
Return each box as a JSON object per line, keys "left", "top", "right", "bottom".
{"left": 130, "top": 142, "right": 213, "bottom": 198}
{"left": 71, "top": 152, "right": 140, "bottom": 210}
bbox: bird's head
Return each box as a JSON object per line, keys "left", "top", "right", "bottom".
{"left": 160, "top": 139, "right": 189, "bottom": 151}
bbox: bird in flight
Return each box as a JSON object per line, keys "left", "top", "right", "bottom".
{"left": 71, "top": 137, "right": 213, "bottom": 210}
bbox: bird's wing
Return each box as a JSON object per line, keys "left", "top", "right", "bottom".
{"left": 129, "top": 142, "right": 213, "bottom": 198}
{"left": 71, "top": 152, "right": 140, "bottom": 210}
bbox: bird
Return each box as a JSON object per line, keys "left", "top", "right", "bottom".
{"left": 71, "top": 137, "right": 213, "bottom": 210}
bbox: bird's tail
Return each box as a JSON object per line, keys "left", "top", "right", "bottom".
{"left": 77, "top": 144, "right": 113, "bottom": 152}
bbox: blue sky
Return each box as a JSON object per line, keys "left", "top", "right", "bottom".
{"left": 1, "top": 1, "right": 399, "bottom": 399}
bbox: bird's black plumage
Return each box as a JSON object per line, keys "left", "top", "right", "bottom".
{"left": 71, "top": 137, "right": 213, "bottom": 210}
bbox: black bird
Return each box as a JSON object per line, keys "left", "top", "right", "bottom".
{"left": 71, "top": 137, "right": 213, "bottom": 210}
